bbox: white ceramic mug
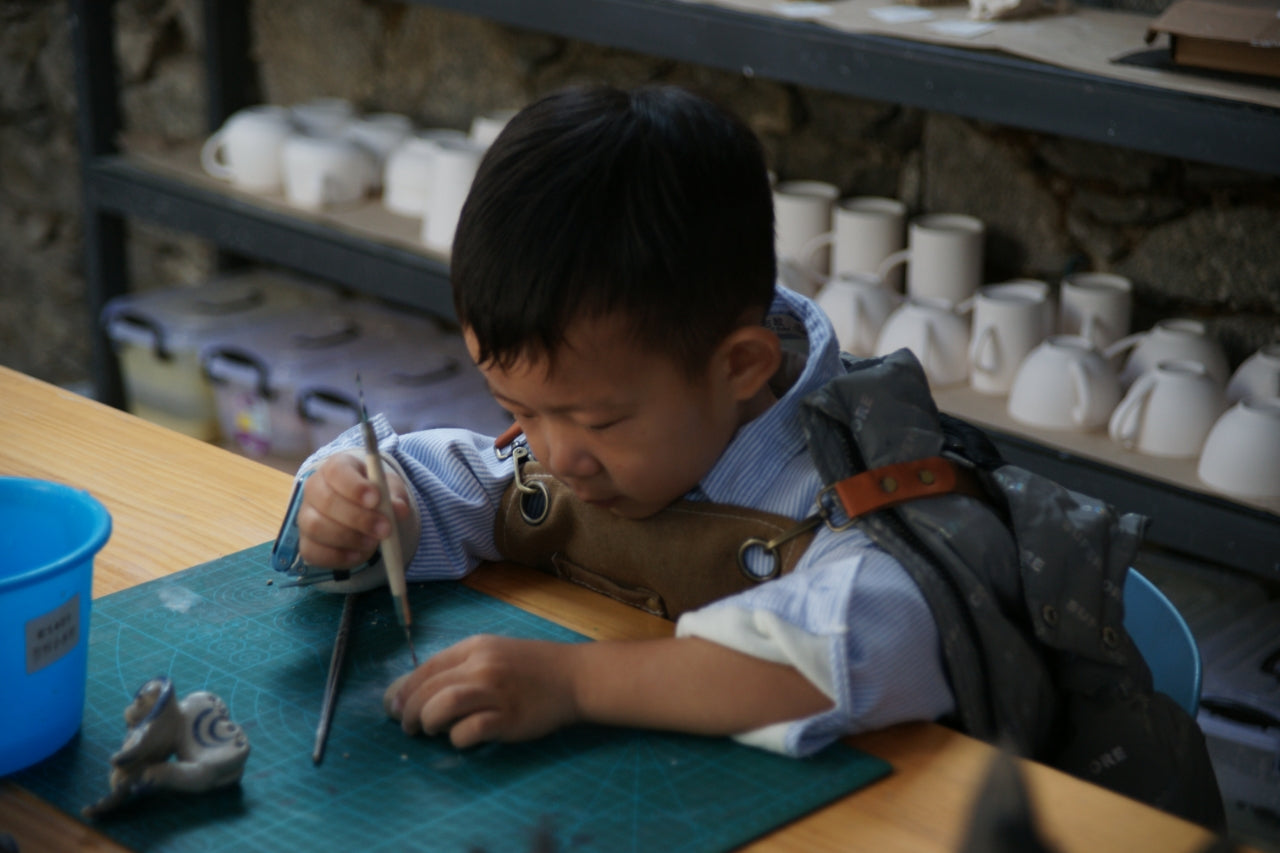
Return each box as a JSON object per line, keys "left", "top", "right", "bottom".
{"left": 967, "top": 282, "right": 1049, "bottom": 395}
{"left": 1105, "top": 318, "right": 1231, "bottom": 388}
{"left": 1007, "top": 335, "right": 1121, "bottom": 431}
{"left": 200, "top": 105, "right": 295, "bottom": 192}
{"left": 343, "top": 113, "right": 414, "bottom": 187}
{"left": 1197, "top": 396, "right": 1280, "bottom": 498}
{"left": 877, "top": 213, "right": 985, "bottom": 308}
{"left": 773, "top": 180, "right": 839, "bottom": 278}
{"left": 1108, "top": 359, "right": 1228, "bottom": 457}
{"left": 799, "top": 196, "right": 907, "bottom": 289}
{"left": 289, "top": 97, "right": 355, "bottom": 135}
{"left": 1059, "top": 272, "right": 1132, "bottom": 350}
{"left": 814, "top": 273, "right": 902, "bottom": 357}
{"left": 421, "top": 136, "right": 488, "bottom": 255}
{"left": 382, "top": 129, "right": 468, "bottom": 217}
{"left": 280, "top": 134, "right": 378, "bottom": 210}
{"left": 470, "top": 109, "right": 519, "bottom": 147}
{"left": 875, "top": 297, "right": 971, "bottom": 388}
{"left": 1226, "top": 343, "right": 1280, "bottom": 403}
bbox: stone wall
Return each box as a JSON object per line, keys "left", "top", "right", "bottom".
{"left": 2, "top": 0, "right": 1277, "bottom": 389}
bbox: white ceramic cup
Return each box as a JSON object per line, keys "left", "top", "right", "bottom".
{"left": 1105, "top": 318, "right": 1231, "bottom": 388}
{"left": 470, "top": 109, "right": 519, "bottom": 147}
{"left": 1007, "top": 335, "right": 1121, "bottom": 431}
{"left": 1108, "top": 358, "right": 1228, "bottom": 457}
{"left": 814, "top": 273, "right": 903, "bottom": 357}
{"left": 1059, "top": 272, "right": 1132, "bottom": 350}
{"left": 421, "top": 136, "right": 488, "bottom": 255}
{"left": 967, "top": 282, "right": 1049, "bottom": 395}
{"left": 289, "top": 97, "right": 355, "bottom": 136}
{"left": 1197, "top": 396, "right": 1280, "bottom": 498}
{"left": 774, "top": 180, "right": 840, "bottom": 278}
{"left": 280, "top": 134, "right": 377, "bottom": 210}
{"left": 799, "top": 196, "right": 907, "bottom": 289}
{"left": 1226, "top": 343, "right": 1280, "bottom": 403}
{"left": 877, "top": 213, "right": 986, "bottom": 308}
{"left": 200, "top": 105, "right": 295, "bottom": 192}
{"left": 875, "top": 296, "right": 971, "bottom": 388}
{"left": 382, "top": 129, "right": 469, "bottom": 217}
{"left": 343, "top": 113, "right": 414, "bottom": 186}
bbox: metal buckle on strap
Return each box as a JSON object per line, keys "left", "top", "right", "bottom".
{"left": 510, "top": 445, "right": 550, "bottom": 526}
{"left": 737, "top": 514, "right": 823, "bottom": 582}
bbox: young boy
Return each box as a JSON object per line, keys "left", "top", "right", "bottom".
{"left": 283, "top": 84, "right": 954, "bottom": 756}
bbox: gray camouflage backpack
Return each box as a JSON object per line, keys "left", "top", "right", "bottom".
{"left": 801, "top": 348, "right": 1224, "bottom": 829}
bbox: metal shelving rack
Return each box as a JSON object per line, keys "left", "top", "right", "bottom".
{"left": 68, "top": 0, "right": 1279, "bottom": 577}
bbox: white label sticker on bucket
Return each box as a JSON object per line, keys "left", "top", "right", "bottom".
{"left": 26, "top": 595, "right": 80, "bottom": 674}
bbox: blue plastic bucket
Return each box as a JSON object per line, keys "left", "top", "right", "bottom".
{"left": 0, "top": 477, "right": 111, "bottom": 776}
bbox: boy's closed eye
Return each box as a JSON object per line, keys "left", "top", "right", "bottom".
{"left": 584, "top": 417, "right": 625, "bottom": 432}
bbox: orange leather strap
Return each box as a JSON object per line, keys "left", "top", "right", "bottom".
{"left": 831, "top": 456, "right": 985, "bottom": 519}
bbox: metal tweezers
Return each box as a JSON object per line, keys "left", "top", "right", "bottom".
{"left": 312, "top": 591, "right": 359, "bottom": 765}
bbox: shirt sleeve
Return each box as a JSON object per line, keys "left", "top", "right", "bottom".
{"left": 674, "top": 526, "right": 955, "bottom": 756}
{"left": 297, "top": 416, "right": 514, "bottom": 581}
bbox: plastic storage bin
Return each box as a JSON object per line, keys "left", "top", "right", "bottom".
{"left": 101, "top": 270, "right": 333, "bottom": 440}
{"left": 201, "top": 302, "right": 442, "bottom": 464}
{"left": 297, "top": 333, "right": 511, "bottom": 451}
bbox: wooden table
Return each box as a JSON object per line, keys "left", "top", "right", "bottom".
{"left": 0, "top": 365, "right": 1221, "bottom": 853}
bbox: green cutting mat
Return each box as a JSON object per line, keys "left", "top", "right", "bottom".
{"left": 13, "top": 543, "right": 891, "bottom": 852}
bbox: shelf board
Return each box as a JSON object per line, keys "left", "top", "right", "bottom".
{"left": 935, "top": 385, "right": 1279, "bottom": 578}
{"left": 84, "top": 150, "right": 1278, "bottom": 577}
{"left": 86, "top": 151, "right": 457, "bottom": 320}
{"left": 406, "top": 0, "right": 1280, "bottom": 175}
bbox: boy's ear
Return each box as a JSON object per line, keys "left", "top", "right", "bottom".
{"left": 717, "top": 325, "right": 782, "bottom": 402}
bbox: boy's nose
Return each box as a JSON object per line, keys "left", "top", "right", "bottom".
{"left": 542, "top": 429, "right": 602, "bottom": 482}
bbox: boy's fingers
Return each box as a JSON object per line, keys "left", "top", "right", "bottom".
{"left": 407, "top": 681, "right": 489, "bottom": 738}
{"left": 296, "top": 501, "right": 383, "bottom": 552}
{"left": 449, "top": 710, "right": 502, "bottom": 749}
{"left": 321, "top": 453, "right": 381, "bottom": 507}
{"left": 384, "top": 672, "right": 413, "bottom": 718}
{"left": 296, "top": 538, "right": 371, "bottom": 570}
{"left": 304, "top": 474, "right": 390, "bottom": 541}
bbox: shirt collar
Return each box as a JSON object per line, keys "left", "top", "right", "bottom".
{"left": 694, "top": 284, "right": 843, "bottom": 506}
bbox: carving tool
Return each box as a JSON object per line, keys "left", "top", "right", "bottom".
{"left": 313, "top": 591, "right": 357, "bottom": 765}
{"left": 357, "top": 373, "right": 418, "bottom": 667}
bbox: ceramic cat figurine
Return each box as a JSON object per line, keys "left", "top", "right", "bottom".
{"left": 84, "top": 676, "right": 250, "bottom": 818}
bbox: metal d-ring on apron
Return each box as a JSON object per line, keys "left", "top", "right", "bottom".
{"left": 735, "top": 482, "right": 861, "bottom": 581}
{"left": 495, "top": 434, "right": 550, "bottom": 526}
{"left": 736, "top": 515, "right": 822, "bottom": 582}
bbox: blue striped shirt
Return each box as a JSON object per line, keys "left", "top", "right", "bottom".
{"left": 300, "top": 286, "right": 955, "bottom": 756}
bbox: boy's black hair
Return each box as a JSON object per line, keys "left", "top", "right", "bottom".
{"left": 451, "top": 84, "right": 776, "bottom": 376}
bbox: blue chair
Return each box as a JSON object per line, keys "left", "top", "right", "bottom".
{"left": 1123, "top": 568, "right": 1202, "bottom": 717}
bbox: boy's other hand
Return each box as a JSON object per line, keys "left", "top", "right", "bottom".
{"left": 383, "top": 635, "right": 580, "bottom": 749}
{"left": 296, "top": 451, "right": 411, "bottom": 569}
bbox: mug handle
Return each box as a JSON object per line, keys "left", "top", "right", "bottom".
{"left": 969, "top": 326, "right": 999, "bottom": 374}
{"left": 1108, "top": 373, "right": 1155, "bottom": 448}
{"left": 1080, "top": 315, "right": 1101, "bottom": 348}
{"left": 200, "top": 129, "right": 234, "bottom": 181}
{"left": 796, "top": 232, "right": 836, "bottom": 285}
{"left": 320, "top": 173, "right": 339, "bottom": 207}
{"left": 876, "top": 248, "right": 910, "bottom": 283}
{"left": 919, "top": 321, "right": 937, "bottom": 382}
{"left": 1102, "top": 330, "right": 1145, "bottom": 362}
{"left": 846, "top": 289, "right": 867, "bottom": 352}
{"left": 1068, "top": 360, "right": 1094, "bottom": 425}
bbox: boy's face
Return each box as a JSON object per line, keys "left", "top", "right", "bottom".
{"left": 466, "top": 314, "right": 757, "bottom": 520}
